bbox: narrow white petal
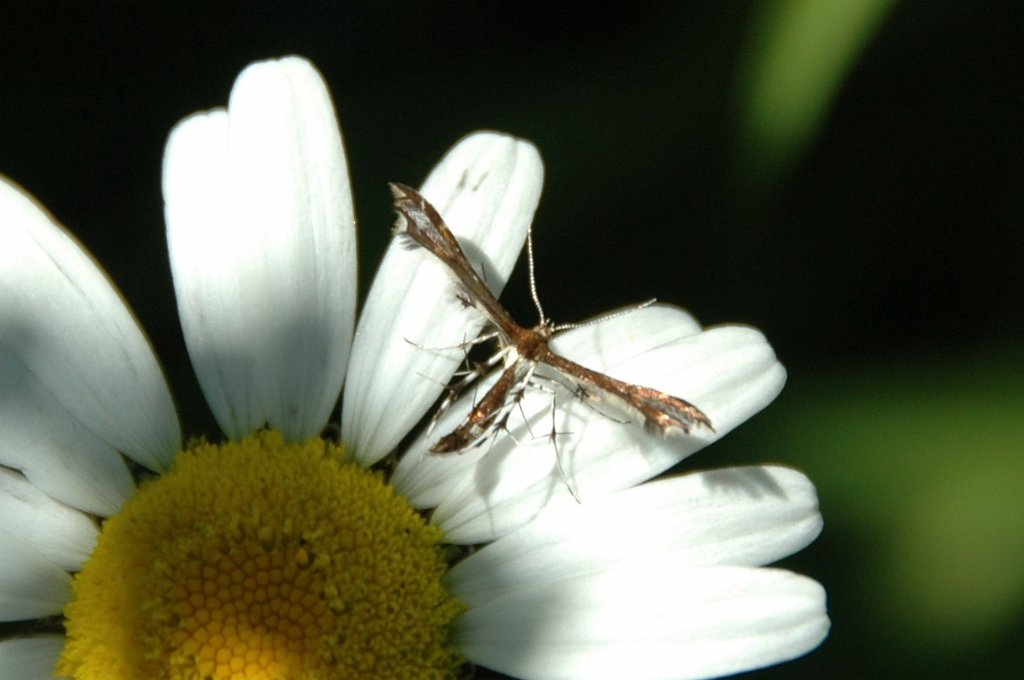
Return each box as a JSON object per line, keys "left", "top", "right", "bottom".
{"left": 452, "top": 564, "right": 828, "bottom": 680}
{"left": 165, "top": 56, "right": 355, "bottom": 441}
{"left": 343, "top": 131, "right": 543, "bottom": 465}
{"left": 0, "top": 530, "right": 72, "bottom": 621}
{"left": 447, "top": 466, "right": 822, "bottom": 607}
{"left": 0, "top": 636, "right": 65, "bottom": 680}
{"left": 0, "top": 469, "right": 98, "bottom": 572}
{"left": 0, "top": 177, "right": 178, "bottom": 514}
{"left": 396, "top": 305, "right": 786, "bottom": 543}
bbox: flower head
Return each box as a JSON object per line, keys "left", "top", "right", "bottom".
{"left": 0, "top": 56, "right": 828, "bottom": 679}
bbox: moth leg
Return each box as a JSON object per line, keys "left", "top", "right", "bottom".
{"left": 545, "top": 392, "right": 581, "bottom": 503}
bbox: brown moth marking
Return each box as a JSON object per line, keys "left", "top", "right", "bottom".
{"left": 390, "top": 182, "right": 714, "bottom": 455}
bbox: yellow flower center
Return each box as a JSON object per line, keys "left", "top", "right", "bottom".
{"left": 58, "top": 430, "right": 463, "bottom": 679}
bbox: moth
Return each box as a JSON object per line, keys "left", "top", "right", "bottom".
{"left": 390, "top": 182, "right": 714, "bottom": 455}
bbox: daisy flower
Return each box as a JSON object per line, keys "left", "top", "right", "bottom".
{"left": 0, "top": 55, "right": 828, "bottom": 680}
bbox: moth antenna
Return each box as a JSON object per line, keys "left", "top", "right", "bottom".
{"left": 526, "top": 225, "right": 548, "bottom": 325}
{"left": 552, "top": 298, "right": 658, "bottom": 332}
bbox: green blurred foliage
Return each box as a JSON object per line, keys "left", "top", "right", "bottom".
{"left": 726, "top": 5, "right": 1023, "bottom": 672}
{"left": 716, "top": 346, "right": 1024, "bottom": 677}
{"left": 735, "top": 0, "right": 898, "bottom": 198}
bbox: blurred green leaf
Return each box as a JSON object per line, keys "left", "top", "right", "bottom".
{"left": 739, "top": 347, "right": 1024, "bottom": 660}
{"left": 735, "top": 0, "right": 897, "bottom": 195}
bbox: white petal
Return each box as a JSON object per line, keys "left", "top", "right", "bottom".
{"left": 0, "top": 636, "right": 65, "bottom": 680}
{"left": 0, "top": 469, "right": 98, "bottom": 572}
{"left": 0, "top": 529, "right": 72, "bottom": 621}
{"left": 165, "top": 56, "right": 355, "bottom": 441}
{"left": 0, "top": 177, "right": 178, "bottom": 514}
{"left": 452, "top": 563, "right": 828, "bottom": 680}
{"left": 396, "top": 305, "right": 786, "bottom": 543}
{"left": 342, "top": 131, "right": 543, "bottom": 465}
{"left": 446, "top": 466, "right": 822, "bottom": 607}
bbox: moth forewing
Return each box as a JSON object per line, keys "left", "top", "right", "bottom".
{"left": 391, "top": 182, "right": 518, "bottom": 332}
{"left": 540, "top": 350, "right": 714, "bottom": 436}
{"left": 431, "top": 361, "right": 523, "bottom": 453}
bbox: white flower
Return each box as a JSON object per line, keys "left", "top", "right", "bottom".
{"left": 0, "top": 55, "right": 827, "bottom": 680}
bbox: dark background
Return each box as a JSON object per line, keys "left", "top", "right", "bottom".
{"left": 2, "top": 2, "right": 1020, "bottom": 678}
